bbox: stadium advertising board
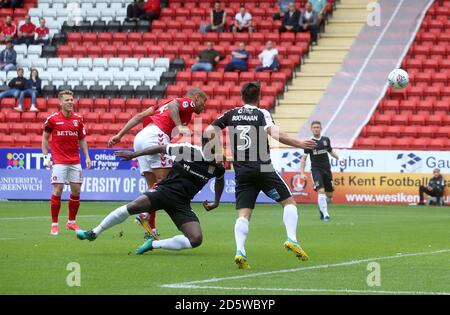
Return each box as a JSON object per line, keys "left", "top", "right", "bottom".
{"left": 1, "top": 148, "right": 448, "bottom": 204}
{"left": 284, "top": 172, "right": 450, "bottom": 205}
{"left": 271, "top": 149, "right": 450, "bottom": 174}
{"left": 0, "top": 169, "right": 273, "bottom": 203}
{"left": 0, "top": 148, "right": 137, "bottom": 170}
{"left": 274, "top": 149, "right": 450, "bottom": 204}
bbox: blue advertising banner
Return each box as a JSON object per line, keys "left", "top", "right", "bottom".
{"left": 0, "top": 169, "right": 275, "bottom": 203}
{"left": 0, "top": 148, "right": 138, "bottom": 170}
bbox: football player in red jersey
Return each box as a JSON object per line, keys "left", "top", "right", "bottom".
{"left": 108, "top": 87, "right": 207, "bottom": 238}
{"left": 42, "top": 90, "right": 91, "bottom": 235}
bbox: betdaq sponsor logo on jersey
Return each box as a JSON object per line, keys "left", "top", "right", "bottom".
{"left": 56, "top": 130, "right": 78, "bottom": 136}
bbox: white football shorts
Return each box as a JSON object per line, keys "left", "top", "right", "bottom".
{"left": 133, "top": 124, "right": 173, "bottom": 174}
{"left": 51, "top": 164, "right": 83, "bottom": 184}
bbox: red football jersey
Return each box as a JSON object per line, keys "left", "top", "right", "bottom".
{"left": 143, "top": 97, "right": 195, "bottom": 138}
{"left": 35, "top": 26, "right": 49, "bottom": 39}
{"left": 1, "top": 24, "right": 17, "bottom": 37}
{"left": 44, "top": 111, "right": 87, "bottom": 165}
{"left": 19, "top": 22, "right": 36, "bottom": 35}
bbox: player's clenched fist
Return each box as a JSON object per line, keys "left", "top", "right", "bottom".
{"left": 301, "top": 139, "right": 316, "bottom": 150}
{"left": 43, "top": 155, "right": 52, "bottom": 169}
{"left": 202, "top": 200, "right": 219, "bottom": 211}
{"left": 108, "top": 135, "right": 121, "bottom": 147}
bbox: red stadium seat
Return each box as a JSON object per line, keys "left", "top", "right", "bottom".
{"left": 125, "top": 99, "right": 142, "bottom": 111}
{"left": 83, "top": 33, "right": 97, "bottom": 44}
{"left": 67, "top": 33, "right": 82, "bottom": 43}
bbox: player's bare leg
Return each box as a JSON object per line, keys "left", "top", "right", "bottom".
{"left": 77, "top": 195, "right": 152, "bottom": 241}
{"left": 234, "top": 208, "right": 253, "bottom": 270}
{"left": 66, "top": 182, "right": 81, "bottom": 231}
{"left": 317, "top": 188, "right": 331, "bottom": 221}
{"left": 280, "top": 197, "right": 309, "bottom": 261}
{"left": 50, "top": 184, "right": 63, "bottom": 235}
{"left": 135, "top": 171, "right": 159, "bottom": 239}
{"left": 136, "top": 221, "right": 202, "bottom": 255}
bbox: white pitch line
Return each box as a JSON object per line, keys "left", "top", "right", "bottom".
{"left": 0, "top": 215, "right": 104, "bottom": 221}
{"left": 161, "top": 248, "right": 450, "bottom": 288}
{"left": 167, "top": 285, "right": 450, "bottom": 295}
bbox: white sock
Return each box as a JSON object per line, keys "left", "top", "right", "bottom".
{"left": 283, "top": 204, "right": 298, "bottom": 242}
{"left": 152, "top": 235, "right": 192, "bottom": 250}
{"left": 234, "top": 217, "right": 249, "bottom": 256}
{"left": 318, "top": 194, "right": 330, "bottom": 217}
{"left": 92, "top": 205, "right": 129, "bottom": 236}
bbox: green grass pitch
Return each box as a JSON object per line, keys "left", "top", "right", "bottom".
{"left": 0, "top": 201, "right": 449, "bottom": 295}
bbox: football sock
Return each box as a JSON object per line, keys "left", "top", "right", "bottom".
{"left": 283, "top": 204, "right": 298, "bottom": 242}
{"left": 149, "top": 211, "right": 156, "bottom": 229}
{"left": 68, "top": 194, "right": 80, "bottom": 221}
{"left": 318, "top": 194, "right": 330, "bottom": 217}
{"left": 92, "top": 205, "right": 129, "bottom": 236}
{"left": 234, "top": 217, "right": 249, "bottom": 256}
{"left": 50, "top": 195, "right": 61, "bottom": 223}
{"left": 152, "top": 235, "right": 192, "bottom": 250}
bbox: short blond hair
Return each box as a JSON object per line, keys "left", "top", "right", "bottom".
{"left": 58, "top": 90, "right": 73, "bottom": 99}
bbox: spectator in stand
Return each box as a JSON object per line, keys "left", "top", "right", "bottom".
{"left": 230, "top": 5, "right": 254, "bottom": 34}
{"left": 299, "top": 1, "right": 319, "bottom": 44}
{"left": 279, "top": 2, "right": 300, "bottom": 33}
{"left": 14, "top": 15, "right": 36, "bottom": 46}
{"left": 0, "top": 67, "right": 25, "bottom": 102}
{"left": 199, "top": 1, "right": 227, "bottom": 34}
{"left": 191, "top": 42, "right": 222, "bottom": 72}
{"left": 0, "top": 40, "right": 17, "bottom": 72}
{"left": 224, "top": 42, "right": 249, "bottom": 72}
{"left": 0, "top": 16, "right": 17, "bottom": 44}
{"left": 256, "top": 41, "right": 279, "bottom": 72}
{"left": 14, "top": 68, "right": 41, "bottom": 112}
{"left": 34, "top": 18, "right": 49, "bottom": 46}
{"left": 418, "top": 168, "right": 445, "bottom": 206}
{"left": 126, "top": 0, "right": 160, "bottom": 22}
{"left": 273, "top": 0, "right": 295, "bottom": 20}
{"left": 310, "top": 0, "right": 327, "bottom": 29}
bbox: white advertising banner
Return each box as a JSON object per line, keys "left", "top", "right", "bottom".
{"left": 270, "top": 149, "right": 450, "bottom": 174}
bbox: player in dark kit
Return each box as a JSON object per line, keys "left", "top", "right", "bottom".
{"left": 207, "top": 81, "right": 316, "bottom": 269}
{"left": 76, "top": 142, "right": 225, "bottom": 255}
{"left": 300, "top": 121, "right": 339, "bottom": 222}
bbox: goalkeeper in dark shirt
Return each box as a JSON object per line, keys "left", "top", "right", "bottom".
{"left": 418, "top": 168, "right": 445, "bottom": 206}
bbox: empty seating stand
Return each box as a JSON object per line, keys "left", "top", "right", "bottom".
{"left": 354, "top": 0, "right": 450, "bottom": 151}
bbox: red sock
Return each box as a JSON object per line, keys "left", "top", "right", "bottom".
{"left": 149, "top": 211, "right": 156, "bottom": 229}
{"left": 50, "top": 195, "right": 61, "bottom": 223}
{"left": 68, "top": 194, "right": 80, "bottom": 221}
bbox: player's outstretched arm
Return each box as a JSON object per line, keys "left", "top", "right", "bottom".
{"left": 167, "top": 100, "right": 191, "bottom": 136}
{"left": 300, "top": 155, "right": 308, "bottom": 179}
{"left": 267, "top": 125, "right": 316, "bottom": 149}
{"left": 41, "top": 131, "right": 52, "bottom": 168}
{"left": 79, "top": 138, "right": 91, "bottom": 169}
{"left": 203, "top": 175, "right": 225, "bottom": 211}
{"left": 108, "top": 106, "right": 155, "bottom": 147}
{"left": 330, "top": 149, "right": 339, "bottom": 161}
{"left": 115, "top": 145, "right": 167, "bottom": 161}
